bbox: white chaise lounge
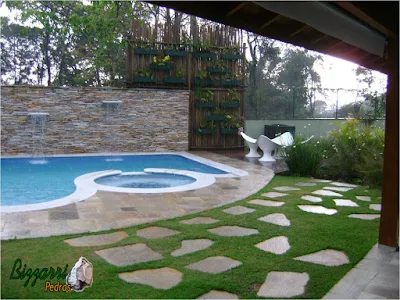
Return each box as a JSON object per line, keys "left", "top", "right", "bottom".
{"left": 240, "top": 132, "right": 261, "bottom": 158}
{"left": 257, "top": 135, "right": 281, "bottom": 162}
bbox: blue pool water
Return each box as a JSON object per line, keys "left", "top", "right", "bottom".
{"left": 1, "top": 154, "right": 227, "bottom": 206}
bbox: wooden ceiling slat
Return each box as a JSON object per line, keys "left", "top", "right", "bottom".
{"left": 290, "top": 24, "right": 310, "bottom": 37}
{"left": 226, "top": 2, "right": 248, "bottom": 17}
{"left": 260, "top": 15, "right": 281, "bottom": 29}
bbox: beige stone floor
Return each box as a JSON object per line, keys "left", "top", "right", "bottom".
{"left": 0, "top": 151, "right": 276, "bottom": 240}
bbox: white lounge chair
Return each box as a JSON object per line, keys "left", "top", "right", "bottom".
{"left": 257, "top": 135, "right": 281, "bottom": 162}
{"left": 272, "top": 132, "right": 295, "bottom": 159}
{"left": 240, "top": 132, "right": 261, "bottom": 158}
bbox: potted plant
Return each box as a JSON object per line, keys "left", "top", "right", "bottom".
{"left": 150, "top": 55, "right": 172, "bottom": 70}
{"left": 194, "top": 69, "right": 214, "bottom": 86}
{"left": 220, "top": 89, "right": 241, "bottom": 108}
{"left": 164, "top": 68, "right": 186, "bottom": 84}
{"left": 222, "top": 46, "right": 242, "bottom": 60}
{"left": 207, "top": 60, "right": 228, "bottom": 73}
{"left": 134, "top": 40, "right": 158, "bottom": 55}
{"left": 222, "top": 73, "right": 242, "bottom": 87}
{"left": 194, "top": 88, "right": 216, "bottom": 108}
{"left": 194, "top": 39, "right": 216, "bottom": 60}
{"left": 164, "top": 44, "right": 188, "bottom": 57}
{"left": 134, "top": 68, "right": 156, "bottom": 83}
{"left": 220, "top": 113, "right": 244, "bottom": 134}
{"left": 207, "top": 107, "right": 227, "bottom": 121}
{"left": 194, "top": 119, "right": 217, "bottom": 135}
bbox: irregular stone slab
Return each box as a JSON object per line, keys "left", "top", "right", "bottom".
{"left": 330, "top": 182, "right": 358, "bottom": 188}
{"left": 323, "top": 186, "right": 353, "bottom": 192}
{"left": 301, "top": 195, "right": 323, "bottom": 203}
{"left": 64, "top": 231, "right": 128, "bottom": 247}
{"left": 249, "top": 199, "right": 284, "bottom": 207}
{"left": 171, "top": 239, "right": 214, "bottom": 257}
{"left": 333, "top": 199, "right": 359, "bottom": 207}
{"left": 208, "top": 226, "right": 259, "bottom": 237}
{"left": 310, "top": 179, "right": 331, "bottom": 183}
{"left": 296, "top": 182, "right": 317, "bottom": 186}
{"left": 222, "top": 206, "right": 255, "bottom": 215}
{"left": 261, "top": 192, "right": 288, "bottom": 198}
{"left": 258, "top": 213, "right": 290, "bottom": 227}
{"left": 369, "top": 204, "right": 381, "bottom": 211}
{"left": 257, "top": 271, "right": 309, "bottom": 298}
{"left": 185, "top": 256, "right": 242, "bottom": 274}
{"left": 312, "top": 189, "right": 343, "bottom": 197}
{"left": 356, "top": 196, "right": 371, "bottom": 201}
{"left": 348, "top": 214, "right": 380, "bottom": 220}
{"left": 294, "top": 249, "right": 349, "bottom": 266}
{"left": 255, "top": 236, "right": 290, "bottom": 255}
{"left": 273, "top": 186, "right": 301, "bottom": 191}
{"left": 119, "top": 267, "right": 182, "bottom": 290}
{"left": 95, "top": 243, "right": 163, "bottom": 267}
{"left": 136, "top": 226, "right": 180, "bottom": 239}
{"left": 298, "top": 205, "right": 337, "bottom": 215}
{"left": 197, "top": 290, "right": 239, "bottom": 299}
{"left": 180, "top": 217, "right": 219, "bottom": 225}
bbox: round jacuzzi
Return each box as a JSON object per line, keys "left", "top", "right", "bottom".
{"left": 95, "top": 173, "right": 196, "bottom": 188}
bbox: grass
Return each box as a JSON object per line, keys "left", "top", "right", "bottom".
{"left": 1, "top": 176, "right": 381, "bottom": 299}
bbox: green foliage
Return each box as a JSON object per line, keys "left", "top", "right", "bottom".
{"left": 152, "top": 55, "right": 171, "bottom": 66}
{"left": 134, "top": 67, "right": 154, "bottom": 78}
{"left": 199, "top": 119, "right": 216, "bottom": 129}
{"left": 195, "top": 88, "right": 214, "bottom": 102}
{"left": 224, "top": 89, "right": 240, "bottom": 101}
{"left": 221, "top": 113, "right": 244, "bottom": 129}
{"left": 196, "top": 70, "right": 208, "bottom": 79}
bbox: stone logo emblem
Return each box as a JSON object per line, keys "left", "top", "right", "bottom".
{"left": 65, "top": 257, "right": 93, "bottom": 292}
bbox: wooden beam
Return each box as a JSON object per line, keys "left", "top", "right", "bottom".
{"left": 327, "top": 40, "right": 344, "bottom": 51}
{"left": 225, "top": 2, "right": 247, "bottom": 17}
{"left": 260, "top": 15, "right": 281, "bottom": 29}
{"left": 335, "top": 2, "right": 395, "bottom": 38}
{"left": 311, "top": 34, "right": 328, "bottom": 44}
{"left": 290, "top": 24, "right": 309, "bottom": 37}
{"left": 379, "top": 36, "right": 399, "bottom": 248}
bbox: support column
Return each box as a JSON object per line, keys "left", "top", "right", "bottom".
{"left": 379, "top": 36, "right": 399, "bottom": 247}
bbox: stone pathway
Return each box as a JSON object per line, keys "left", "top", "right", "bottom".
{"left": 255, "top": 236, "right": 290, "bottom": 255}
{"left": 311, "top": 179, "right": 331, "bottom": 183}
{"left": 356, "top": 196, "right": 371, "bottom": 201}
{"left": 298, "top": 205, "right": 338, "bottom": 215}
{"left": 197, "top": 290, "right": 239, "bottom": 299}
{"left": 248, "top": 199, "right": 284, "bottom": 207}
{"left": 330, "top": 182, "right": 358, "bottom": 188}
{"left": 348, "top": 214, "right": 380, "bottom": 220}
{"left": 258, "top": 213, "right": 290, "bottom": 227}
{"left": 64, "top": 231, "right": 128, "bottom": 247}
{"left": 180, "top": 217, "right": 219, "bottom": 225}
{"left": 257, "top": 271, "right": 309, "bottom": 298}
{"left": 136, "top": 226, "right": 180, "bottom": 239}
{"left": 294, "top": 249, "right": 349, "bottom": 266}
{"left": 95, "top": 243, "right": 163, "bottom": 267}
{"left": 312, "top": 190, "right": 343, "bottom": 197}
{"left": 301, "top": 195, "right": 323, "bottom": 203}
{"left": 296, "top": 182, "right": 317, "bottom": 186}
{"left": 273, "top": 186, "right": 301, "bottom": 191}
{"left": 369, "top": 204, "right": 381, "bottom": 211}
{"left": 185, "top": 256, "right": 242, "bottom": 274}
{"left": 323, "top": 186, "right": 353, "bottom": 192}
{"left": 171, "top": 239, "right": 214, "bottom": 257}
{"left": 333, "top": 199, "right": 359, "bottom": 207}
{"left": 222, "top": 206, "right": 255, "bottom": 215}
{"left": 119, "top": 267, "right": 182, "bottom": 290}
{"left": 208, "top": 226, "right": 259, "bottom": 237}
{"left": 261, "top": 192, "right": 288, "bottom": 198}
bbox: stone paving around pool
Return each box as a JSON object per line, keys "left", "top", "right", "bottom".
{"left": 0, "top": 151, "right": 274, "bottom": 240}
{"left": 57, "top": 177, "right": 385, "bottom": 299}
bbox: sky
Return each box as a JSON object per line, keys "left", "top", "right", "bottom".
{"left": 0, "top": 2, "right": 388, "bottom": 103}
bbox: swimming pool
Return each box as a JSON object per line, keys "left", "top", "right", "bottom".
{"left": 1, "top": 152, "right": 247, "bottom": 212}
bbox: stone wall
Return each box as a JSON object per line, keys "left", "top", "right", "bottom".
{"left": 1, "top": 86, "right": 190, "bottom": 155}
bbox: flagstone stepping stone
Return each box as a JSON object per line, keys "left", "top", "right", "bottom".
{"left": 119, "top": 267, "right": 182, "bottom": 290}
{"left": 356, "top": 196, "right": 371, "bottom": 201}
{"left": 208, "top": 226, "right": 259, "bottom": 237}
{"left": 222, "top": 205, "right": 255, "bottom": 215}
{"left": 333, "top": 199, "right": 359, "bottom": 207}
{"left": 185, "top": 256, "right": 242, "bottom": 274}
{"left": 180, "top": 217, "right": 219, "bottom": 225}
{"left": 298, "top": 205, "right": 337, "bottom": 215}
{"left": 330, "top": 182, "right": 358, "bottom": 188}
{"left": 369, "top": 204, "right": 381, "bottom": 211}
{"left": 310, "top": 179, "right": 331, "bottom": 183}
{"left": 249, "top": 199, "right": 284, "bottom": 207}
{"left": 273, "top": 186, "right": 301, "bottom": 191}
{"left": 312, "top": 189, "right": 343, "bottom": 197}
{"left": 323, "top": 186, "right": 353, "bottom": 192}
{"left": 301, "top": 195, "right": 323, "bottom": 203}
{"left": 95, "top": 243, "right": 163, "bottom": 267}
{"left": 197, "top": 290, "right": 239, "bottom": 299}
{"left": 255, "top": 236, "right": 290, "bottom": 255}
{"left": 261, "top": 192, "right": 288, "bottom": 198}
{"left": 257, "top": 271, "right": 309, "bottom": 298}
{"left": 171, "top": 239, "right": 214, "bottom": 257}
{"left": 294, "top": 249, "right": 349, "bottom": 266}
{"left": 64, "top": 231, "right": 128, "bottom": 247}
{"left": 258, "top": 213, "right": 290, "bottom": 226}
{"left": 296, "top": 182, "right": 317, "bottom": 186}
{"left": 348, "top": 214, "right": 380, "bottom": 220}
{"left": 136, "top": 226, "right": 180, "bottom": 239}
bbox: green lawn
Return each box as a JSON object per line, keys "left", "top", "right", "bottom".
{"left": 1, "top": 176, "right": 381, "bottom": 299}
